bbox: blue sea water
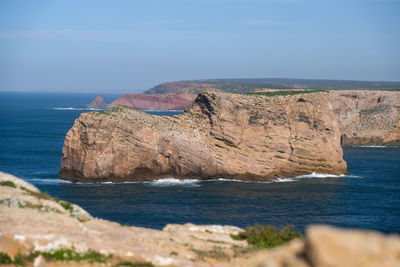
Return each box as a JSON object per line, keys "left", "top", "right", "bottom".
{"left": 0, "top": 92, "right": 399, "bottom": 233}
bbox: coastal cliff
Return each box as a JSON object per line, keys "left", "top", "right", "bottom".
{"left": 1, "top": 172, "right": 399, "bottom": 267}
{"left": 87, "top": 96, "right": 108, "bottom": 109}
{"left": 95, "top": 79, "right": 400, "bottom": 146}
{"left": 60, "top": 91, "right": 346, "bottom": 182}
{"left": 108, "top": 93, "right": 194, "bottom": 110}
{"left": 329, "top": 90, "right": 400, "bottom": 146}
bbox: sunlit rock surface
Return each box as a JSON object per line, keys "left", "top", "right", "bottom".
{"left": 61, "top": 91, "right": 346, "bottom": 182}
{"left": 1, "top": 172, "right": 399, "bottom": 267}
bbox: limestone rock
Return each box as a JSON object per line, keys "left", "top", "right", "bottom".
{"left": 0, "top": 173, "right": 247, "bottom": 266}
{"left": 329, "top": 90, "right": 400, "bottom": 146}
{"left": 305, "top": 225, "right": 400, "bottom": 267}
{"left": 60, "top": 91, "right": 347, "bottom": 182}
{"left": 1, "top": 173, "right": 400, "bottom": 267}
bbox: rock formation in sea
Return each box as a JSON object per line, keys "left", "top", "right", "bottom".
{"left": 87, "top": 96, "right": 108, "bottom": 109}
{"left": 108, "top": 93, "right": 194, "bottom": 110}
{"left": 329, "top": 90, "right": 400, "bottom": 146}
{"left": 96, "top": 79, "right": 400, "bottom": 145}
{"left": 1, "top": 172, "right": 399, "bottom": 267}
{"left": 60, "top": 91, "right": 346, "bottom": 182}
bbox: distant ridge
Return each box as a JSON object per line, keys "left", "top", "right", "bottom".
{"left": 144, "top": 78, "right": 400, "bottom": 95}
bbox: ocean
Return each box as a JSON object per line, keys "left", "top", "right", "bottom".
{"left": 0, "top": 92, "right": 399, "bottom": 233}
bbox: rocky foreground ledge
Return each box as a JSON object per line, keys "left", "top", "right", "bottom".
{"left": 60, "top": 91, "right": 347, "bottom": 182}
{"left": 1, "top": 172, "right": 399, "bottom": 267}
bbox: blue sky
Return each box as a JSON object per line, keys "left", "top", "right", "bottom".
{"left": 0, "top": 0, "right": 399, "bottom": 93}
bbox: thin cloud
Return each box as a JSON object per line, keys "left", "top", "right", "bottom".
{"left": 241, "top": 19, "right": 286, "bottom": 25}
{"left": 0, "top": 29, "right": 239, "bottom": 42}
{"left": 142, "top": 19, "right": 182, "bottom": 26}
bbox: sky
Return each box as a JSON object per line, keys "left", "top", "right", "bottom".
{"left": 0, "top": 0, "right": 399, "bottom": 93}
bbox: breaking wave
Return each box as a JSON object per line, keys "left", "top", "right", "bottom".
{"left": 148, "top": 178, "right": 200, "bottom": 186}
{"left": 29, "top": 172, "right": 356, "bottom": 186}
{"left": 353, "top": 145, "right": 387, "bottom": 148}
{"left": 295, "top": 172, "right": 347, "bottom": 179}
{"left": 29, "top": 178, "right": 72, "bottom": 184}
{"left": 272, "top": 178, "right": 296, "bottom": 182}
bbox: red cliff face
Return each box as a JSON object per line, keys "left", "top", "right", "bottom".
{"left": 87, "top": 96, "right": 108, "bottom": 109}
{"left": 108, "top": 93, "right": 195, "bottom": 110}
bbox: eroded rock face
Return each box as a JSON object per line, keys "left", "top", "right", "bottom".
{"left": 329, "top": 90, "right": 400, "bottom": 146}
{"left": 60, "top": 91, "right": 346, "bottom": 182}
{"left": 87, "top": 96, "right": 108, "bottom": 109}
{"left": 108, "top": 93, "right": 195, "bottom": 110}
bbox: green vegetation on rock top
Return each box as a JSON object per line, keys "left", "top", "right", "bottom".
{"left": 231, "top": 225, "right": 302, "bottom": 249}
{"left": 0, "top": 252, "right": 12, "bottom": 264}
{"left": 243, "top": 90, "right": 326, "bottom": 98}
{"left": 0, "top": 180, "right": 16, "bottom": 188}
{"left": 114, "top": 261, "right": 155, "bottom": 267}
{"left": 145, "top": 78, "right": 400, "bottom": 95}
{"left": 27, "top": 248, "right": 112, "bottom": 263}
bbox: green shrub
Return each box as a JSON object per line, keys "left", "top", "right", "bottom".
{"left": 20, "top": 187, "right": 52, "bottom": 200}
{"left": 59, "top": 201, "right": 73, "bottom": 212}
{"left": 0, "top": 252, "right": 12, "bottom": 264}
{"left": 0, "top": 180, "right": 16, "bottom": 188}
{"left": 13, "top": 253, "right": 24, "bottom": 266}
{"left": 115, "top": 261, "right": 154, "bottom": 267}
{"left": 231, "top": 225, "right": 302, "bottom": 249}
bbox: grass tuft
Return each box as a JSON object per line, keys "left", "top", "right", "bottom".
{"left": 20, "top": 186, "right": 52, "bottom": 200}
{"left": 231, "top": 224, "right": 302, "bottom": 249}
{"left": 114, "top": 261, "right": 155, "bottom": 267}
{"left": 170, "top": 251, "right": 178, "bottom": 256}
{"left": 26, "top": 249, "right": 112, "bottom": 263}
{"left": 0, "top": 180, "right": 16, "bottom": 188}
{"left": 59, "top": 201, "right": 73, "bottom": 212}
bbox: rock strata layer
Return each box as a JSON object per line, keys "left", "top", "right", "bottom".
{"left": 1, "top": 172, "right": 399, "bottom": 267}
{"left": 329, "top": 90, "right": 400, "bottom": 146}
{"left": 60, "top": 91, "right": 346, "bottom": 182}
{"left": 109, "top": 93, "right": 194, "bottom": 110}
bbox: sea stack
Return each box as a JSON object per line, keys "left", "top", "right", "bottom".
{"left": 87, "top": 96, "right": 108, "bottom": 109}
{"left": 60, "top": 91, "right": 347, "bottom": 182}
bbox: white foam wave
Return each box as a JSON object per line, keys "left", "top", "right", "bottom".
{"left": 49, "top": 172, "right": 358, "bottom": 186}
{"left": 217, "top": 178, "right": 244, "bottom": 182}
{"left": 52, "top": 107, "right": 104, "bottom": 111}
{"left": 217, "top": 177, "right": 292, "bottom": 184}
{"left": 295, "top": 172, "right": 347, "bottom": 179}
{"left": 272, "top": 178, "right": 296, "bottom": 182}
{"left": 149, "top": 178, "right": 200, "bottom": 186}
{"left": 30, "top": 178, "right": 72, "bottom": 184}
{"left": 354, "top": 145, "right": 387, "bottom": 148}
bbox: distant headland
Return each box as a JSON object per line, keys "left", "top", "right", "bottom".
{"left": 87, "top": 78, "right": 400, "bottom": 146}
